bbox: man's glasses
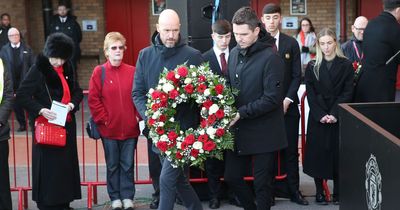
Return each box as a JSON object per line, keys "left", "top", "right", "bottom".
{"left": 110, "top": 46, "right": 125, "bottom": 50}
{"left": 354, "top": 27, "right": 365, "bottom": 31}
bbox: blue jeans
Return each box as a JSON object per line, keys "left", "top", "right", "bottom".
{"left": 158, "top": 158, "right": 203, "bottom": 210}
{"left": 102, "top": 138, "right": 136, "bottom": 201}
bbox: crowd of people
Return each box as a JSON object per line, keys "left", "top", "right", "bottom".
{"left": 0, "top": 0, "right": 399, "bottom": 210}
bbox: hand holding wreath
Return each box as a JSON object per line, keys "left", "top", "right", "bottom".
{"left": 146, "top": 63, "right": 236, "bottom": 168}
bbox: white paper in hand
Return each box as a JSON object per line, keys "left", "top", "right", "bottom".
{"left": 48, "top": 100, "right": 68, "bottom": 126}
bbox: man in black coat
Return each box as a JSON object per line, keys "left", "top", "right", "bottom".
{"left": 49, "top": 3, "right": 82, "bottom": 70}
{"left": 202, "top": 19, "right": 232, "bottom": 209}
{"left": 0, "top": 58, "right": 14, "bottom": 210}
{"left": 132, "top": 9, "right": 204, "bottom": 210}
{"left": 0, "top": 27, "right": 34, "bottom": 131}
{"left": 355, "top": 0, "right": 400, "bottom": 102}
{"left": 261, "top": 3, "right": 307, "bottom": 206}
{"left": 341, "top": 16, "right": 368, "bottom": 63}
{"left": 0, "top": 13, "right": 11, "bottom": 48}
{"left": 224, "top": 7, "right": 287, "bottom": 210}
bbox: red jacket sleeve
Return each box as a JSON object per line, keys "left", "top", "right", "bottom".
{"left": 88, "top": 65, "right": 109, "bottom": 125}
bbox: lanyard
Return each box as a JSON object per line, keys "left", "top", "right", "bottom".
{"left": 352, "top": 41, "right": 363, "bottom": 61}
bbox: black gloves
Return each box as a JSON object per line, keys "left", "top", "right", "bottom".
{"left": 301, "top": 46, "right": 310, "bottom": 53}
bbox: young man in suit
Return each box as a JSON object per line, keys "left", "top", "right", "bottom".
{"left": 225, "top": 7, "right": 287, "bottom": 210}
{"left": 202, "top": 19, "right": 231, "bottom": 209}
{"left": 261, "top": 3, "right": 308, "bottom": 206}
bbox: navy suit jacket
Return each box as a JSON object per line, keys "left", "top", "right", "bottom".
{"left": 203, "top": 48, "right": 223, "bottom": 76}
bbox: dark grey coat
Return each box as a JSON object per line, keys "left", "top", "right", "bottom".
{"left": 0, "top": 60, "right": 14, "bottom": 141}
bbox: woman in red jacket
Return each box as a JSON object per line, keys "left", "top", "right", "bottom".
{"left": 88, "top": 32, "right": 140, "bottom": 210}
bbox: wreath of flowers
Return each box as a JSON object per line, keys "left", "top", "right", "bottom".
{"left": 146, "top": 63, "right": 236, "bottom": 168}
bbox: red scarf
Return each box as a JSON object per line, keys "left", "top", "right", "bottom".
{"left": 53, "top": 66, "right": 72, "bottom": 122}
{"left": 299, "top": 30, "right": 305, "bottom": 46}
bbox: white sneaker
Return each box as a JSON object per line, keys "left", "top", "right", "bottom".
{"left": 111, "top": 199, "right": 123, "bottom": 210}
{"left": 122, "top": 199, "right": 134, "bottom": 210}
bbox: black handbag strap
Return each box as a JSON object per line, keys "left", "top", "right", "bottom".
{"left": 44, "top": 83, "right": 52, "bottom": 103}
{"left": 100, "top": 65, "right": 105, "bottom": 87}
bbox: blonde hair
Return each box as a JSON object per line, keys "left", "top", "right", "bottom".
{"left": 103, "top": 32, "right": 126, "bottom": 58}
{"left": 313, "top": 27, "right": 346, "bottom": 79}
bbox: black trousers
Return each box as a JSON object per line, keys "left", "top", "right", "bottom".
{"left": 0, "top": 140, "right": 12, "bottom": 210}
{"left": 36, "top": 202, "right": 69, "bottom": 210}
{"left": 281, "top": 114, "right": 300, "bottom": 195}
{"left": 225, "top": 150, "right": 276, "bottom": 210}
{"left": 13, "top": 101, "right": 26, "bottom": 127}
{"left": 144, "top": 127, "right": 161, "bottom": 198}
{"left": 205, "top": 157, "right": 224, "bottom": 199}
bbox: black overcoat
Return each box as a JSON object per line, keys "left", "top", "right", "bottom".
{"left": 228, "top": 29, "right": 287, "bottom": 155}
{"left": 303, "top": 57, "right": 353, "bottom": 179}
{"left": 16, "top": 54, "right": 83, "bottom": 205}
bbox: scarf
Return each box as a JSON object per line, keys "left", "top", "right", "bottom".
{"left": 299, "top": 30, "right": 305, "bottom": 47}
{"left": 53, "top": 65, "right": 72, "bottom": 122}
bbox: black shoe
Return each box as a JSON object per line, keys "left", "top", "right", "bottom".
{"left": 175, "top": 196, "right": 183, "bottom": 205}
{"left": 149, "top": 197, "right": 159, "bottom": 209}
{"left": 17, "top": 126, "right": 26, "bottom": 132}
{"left": 271, "top": 196, "right": 275, "bottom": 206}
{"left": 332, "top": 194, "right": 340, "bottom": 205}
{"left": 315, "top": 193, "right": 328, "bottom": 205}
{"left": 229, "top": 197, "right": 242, "bottom": 207}
{"left": 290, "top": 191, "right": 309, "bottom": 205}
{"left": 209, "top": 198, "right": 220, "bottom": 209}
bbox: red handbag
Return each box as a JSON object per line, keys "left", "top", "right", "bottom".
{"left": 35, "top": 116, "right": 66, "bottom": 147}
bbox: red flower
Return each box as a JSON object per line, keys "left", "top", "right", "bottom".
{"left": 198, "top": 134, "right": 209, "bottom": 143}
{"left": 202, "top": 100, "right": 213, "bottom": 109}
{"left": 159, "top": 115, "right": 167, "bottom": 122}
{"left": 156, "top": 127, "right": 165, "bottom": 135}
{"left": 203, "top": 141, "right": 216, "bottom": 152}
{"left": 191, "top": 149, "right": 199, "bottom": 157}
{"left": 352, "top": 61, "right": 359, "bottom": 71}
{"left": 148, "top": 118, "right": 155, "bottom": 126}
{"left": 160, "top": 93, "right": 169, "bottom": 102}
{"left": 176, "top": 152, "right": 183, "bottom": 159}
{"left": 168, "top": 131, "right": 178, "bottom": 141}
{"left": 208, "top": 114, "right": 216, "bottom": 124}
{"left": 184, "top": 84, "right": 194, "bottom": 94}
{"left": 215, "top": 84, "right": 224, "bottom": 95}
{"left": 156, "top": 141, "right": 168, "bottom": 152}
{"left": 197, "top": 83, "right": 207, "bottom": 93}
{"left": 151, "top": 91, "right": 161, "bottom": 99}
{"left": 215, "top": 109, "right": 225, "bottom": 119}
{"left": 169, "top": 89, "right": 179, "bottom": 99}
{"left": 200, "top": 119, "right": 207, "bottom": 128}
{"left": 177, "top": 66, "right": 188, "bottom": 77}
{"left": 184, "top": 134, "right": 195, "bottom": 144}
{"left": 216, "top": 128, "right": 225, "bottom": 137}
{"left": 166, "top": 71, "right": 176, "bottom": 81}
{"left": 198, "top": 75, "right": 206, "bottom": 82}
{"left": 151, "top": 103, "right": 160, "bottom": 111}
{"left": 181, "top": 141, "right": 188, "bottom": 149}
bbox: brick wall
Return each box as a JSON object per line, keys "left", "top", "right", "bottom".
{"left": 0, "top": 0, "right": 28, "bottom": 39}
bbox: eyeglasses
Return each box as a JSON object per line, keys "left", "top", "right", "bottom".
{"left": 8, "top": 34, "right": 19, "bottom": 37}
{"left": 354, "top": 27, "right": 365, "bottom": 31}
{"left": 110, "top": 46, "right": 125, "bottom": 50}
{"left": 301, "top": 24, "right": 310, "bottom": 27}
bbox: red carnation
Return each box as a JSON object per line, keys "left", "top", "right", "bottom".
{"left": 156, "top": 127, "right": 165, "bottom": 135}
{"left": 151, "top": 91, "right": 161, "bottom": 99}
{"left": 215, "top": 84, "right": 224, "bottom": 95}
{"left": 181, "top": 141, "right": 188, "bottom": 149}
{"left": 197, "top": 83, "right": 207, "bottom": 93}
{"left": 215, "top": 109, "right": 225, "bottom": 119}
{"left": 203, "top": 141, "right": 216, "bottom": 152}
{"left": 159, "top": 115, "right": 167, "bottom": 122}
{"left": 148, "top": 118, "right": 156, "bottom": 126}
{"left": 156, "top": 141, "right": 168, "bottom": 152}
{"left": 184, "top": 84, "right": 194, "bottom": 94}
{"left": 216, "top": 128, "right": 225, "bottom": 137}
{"left": 200, "top": 119, "right": 207, "bottom": 128}
{"left": 202, "top": 100, "right": 213, "bottom": 109}
{"left": 177, "top": 66, "right": 188, "bottom": 77}
{"left": 191, "top": 149, "right": 199, "bottom": 158}
{"left": 184, "top": 134, "right": 195, "bottom": 145}
{"left": 198, "top": 134, "right": 209, "bottom": 142}
{"left": 169, "top": 89, "right": 179, "bottom": 99}
{"left": 208, "top": 114, "right": 216, "bottom": 124}
{"left": 352, "top": 61, "right": 359, "bottom": 71}
{"left": 151, "top": 103, "right": 160, "bottom": 111}
{"left": 198, "top": 75, "right": 206, "bottom": 82}
{"left": 168, "top": 131, "right": 178, "bottom": 141}
{"left": 166, "top": 71, "right": 176, "bottom": 81}
{"left": 176, "top": 152, "right": 183, "bottom": 159}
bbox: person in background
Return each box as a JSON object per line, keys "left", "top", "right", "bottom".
{"left": 16, "top": 33, "right": 83, "bottom": 210}
{"left": 0, "top": 57, "right": 14, "bottom": 210}
{"left": 202, "top": 19, "right": 231, "bottom": 209}
{"left": 49, "top": 2, "right": 82, "bottom": 70}
{"left": 0, "top": 13, "right": 11, "bottom": 48}
{"left": 303, "top": 27, "right": 353, "bottom": 205}
{"left": 261, "top": 3, "right": 308, "bottom": 206}
{"left": 354, "top": 0, "right": 400, "bottom": 102}
{"left": 225, "top": 7, "right": 287, "bottom": 210}
{"left": 88, "top": 32, "right": 140, "bottom": 210}
{"left": 132, "top": 9, "right": 204, "bottom": 210}
{"left": 295, "top": 17, "right": 316, "bottom": 77}
{"left": 341, "top": 16, "right": 368, "bottom": 63}
{"left": 0, "top": 27, "right": 34, "bottom": 132}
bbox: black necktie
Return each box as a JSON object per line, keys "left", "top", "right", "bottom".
{"left": 220, "top": 53, "right": 227, "bottom": 75}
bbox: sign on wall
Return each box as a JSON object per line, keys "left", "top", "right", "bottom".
{"left": 290, "top": 0, "right": 307, "bottom": 15}
{"left": 282, "top": 16, "right": 299, "bottom": 29}
{"left": 82, "top": 20, "right": 97, "bottom": 32}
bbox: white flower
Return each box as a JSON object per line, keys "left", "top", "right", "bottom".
{"left": 204, "top": 89, "right": 211, "bottom": 96}
{"left": 156, "top": 85, "right": 162, "bottom": 90}
{"left": 217, "top": 94, "right": 223, "bottom": 99}
{"left": 160, "top": 134, "right": 168, "bottom": 141}
{"left": 165, "top": 151, "right": 171, "bottom": 156}
{"left": 190, "top": 156, "right": 196, "bottom": 161}
{"left": 169, "top": 117, "right": 175, "bottom": 122}
{"left": 157, "top": 122, "right": 164, "bottom": 127}
{"left": 172, "top": 103, "right": 177, "bottom": 108}
{"left": 199, "top": 149, "right": 204, "bottom": 153}
{"left": 175, "top": 74, "right": 180, "bottom": 79}
{"left": 177, "top": 142, "right": 181, "bottom": 148}
{"left": 192, "top": 141, "right": 203, "bottom": 150}
{"left": 149, "top": 88, "right": 154, "bottom": 94}
{"left": 206, "top": 127, "right": 216, "bottom": 136}
{"left": 184, "top": 78, "right": 192, "bottom": 84}
{"left": 162, "top": 83, "right": 174, "bottom": 93}
{"left": 209, "top": 104, "right": 219, "bottom": 115}
{"left": 152, "top": 111, "right": 160, "bottom": 119}
{"left": 159, "top": 78, "right": 167, "bottom": 84}
{"left": 199, "top": 130, "right": 205, "bottom": 135}
{"left": 191, "top": 72, "right": 197, "bottom": 77}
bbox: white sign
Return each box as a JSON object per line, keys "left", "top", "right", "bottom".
{"left": 282, "top": 17, "right": 298, "bottom": 30}
{"left": 82, "top": 20, "right": 97, "bottom": 32}
{"left": 365, "top": 154, "right": 382, "bottom": 210}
